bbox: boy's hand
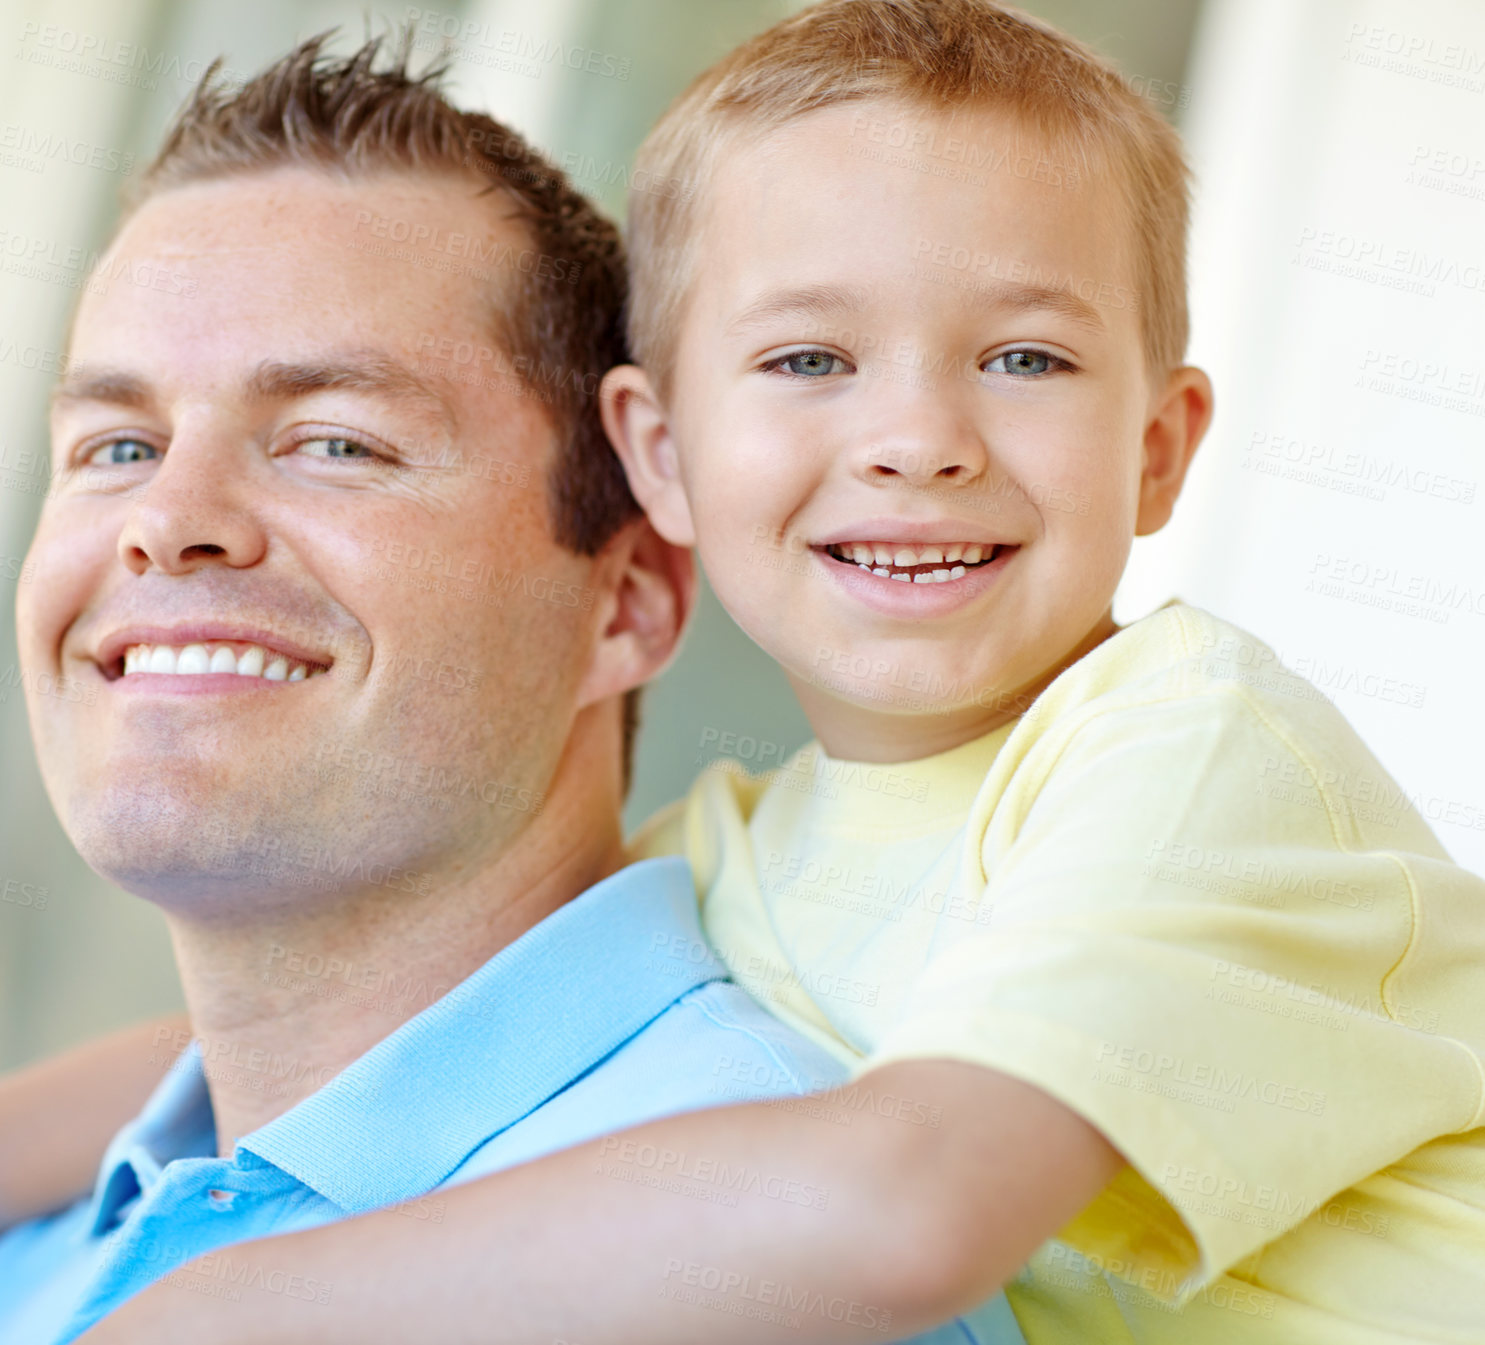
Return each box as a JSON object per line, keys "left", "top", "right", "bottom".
{"left": 69, "top": 1060, "right": 1123, "bottom": 1343}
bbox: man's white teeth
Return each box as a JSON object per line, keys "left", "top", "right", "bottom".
{"left": 122, "top": 642, "right": 326, "bottom": 680}
{"left": 829, "top": 540, "right": 996, "bottom": 583}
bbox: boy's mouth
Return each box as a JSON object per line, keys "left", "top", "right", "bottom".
{"left": 821, "top": 541, "right": 1008, "bottom": 585}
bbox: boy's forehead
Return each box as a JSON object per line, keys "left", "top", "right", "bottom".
{"left": 699, "top": 98, "right": 1137, "bottom": 321}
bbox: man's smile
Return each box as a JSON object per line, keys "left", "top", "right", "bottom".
{"left": 121, "top": 642, "right": 328, "bottom": 681}
{"left": 95, "top": 624, "right": 335, "bottom": 684}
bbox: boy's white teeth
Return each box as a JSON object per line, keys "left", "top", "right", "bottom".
{"left": 827, "top": 540, "right": 999, "bottom": 584}
{"left": 121, "top": 642, "right": 326, "bottom": 681}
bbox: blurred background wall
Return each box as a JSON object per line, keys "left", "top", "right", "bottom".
{"left": 1, "top": 0, "right": 1478, "bottom": 1072}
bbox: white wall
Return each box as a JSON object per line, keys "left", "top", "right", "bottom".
{"left": 1119, "top": 0, "right": 1485, "bottom": 875}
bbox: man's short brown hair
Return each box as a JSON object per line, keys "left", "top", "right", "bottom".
{"left": 627, "top": 0, "right": 1192, "bottom": 399}
{"left": 120, "top": 34, "right": 646, "bottom": 788}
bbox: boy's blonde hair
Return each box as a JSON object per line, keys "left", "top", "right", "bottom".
{"left": 627, "top": 0, "right": 1191, "bottom": 398}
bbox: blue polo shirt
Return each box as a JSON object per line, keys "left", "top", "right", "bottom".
{"left": 0, "top": 856, "right": 1024, "bottom": 1344}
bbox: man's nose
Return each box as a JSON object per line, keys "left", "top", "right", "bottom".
{"left": 116, "top": 428, "right": 268, "bottom": 576}
{"left": 846, "top": 379, "right": 992, "bottom": 487}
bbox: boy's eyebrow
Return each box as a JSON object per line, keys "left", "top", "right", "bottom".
{"left": 724, "top": 278, "right": 1108, "bottom": 340}
{"left": 726, "top": 283, "right": 872, "bottom": 336}
{"left": 976, "top": 279, "right": 1106, "bottom": 332}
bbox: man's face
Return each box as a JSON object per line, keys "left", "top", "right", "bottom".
{"left": 20, "top": 168, "right": 602, "bottom": 914}
{"left": 662, "top": 99, "right": 1161, "bottom": 738}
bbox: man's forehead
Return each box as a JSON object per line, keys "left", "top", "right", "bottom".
{"left": 66, "top": 170, "right": 526, "bottom": 406}
{"left": 116, "top": 165, "right": 507, "bottom": 245}
{"left": 92, "top": 168, "right": 520, "bottom": 331}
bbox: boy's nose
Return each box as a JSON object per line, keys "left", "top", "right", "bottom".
{"left": 861, "top": 443, "right": 975, "bottom": 483}
{"left": 849, "top": 403, "right": 991, "bottom": 488}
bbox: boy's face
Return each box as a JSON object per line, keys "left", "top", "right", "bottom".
{"left": 649, "top": 99, "right": 1205, "bottom": 757}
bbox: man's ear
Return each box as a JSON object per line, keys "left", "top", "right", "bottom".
{"left": 599, "top": 365, "right": 696, "bottom": 547}
{"left": 1135, "top": 365, "right": 1214, "bottom": 536}
{"left": 573, "top": 516, "right": 697, "bottom": 713}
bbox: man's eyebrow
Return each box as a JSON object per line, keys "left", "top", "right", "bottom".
{"left": 51, "top": 353, "right": 460, "bottom": 428}
{"left": 50, "top": 369, "right": 153, "bottom": 411}
{"left": 972, "top": 278, "right": 1106, "bottom": 332}
{"left": 726, "top": 284, "right": 873, "bottom": 337}
{"left": 247, "top": 353, "right": 456, "bottom": 428}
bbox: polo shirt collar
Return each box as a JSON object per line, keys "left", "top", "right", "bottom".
{"left": 88, "top": 1040, "right": 215, "bottom": 1235}
{"left": 238, "top": 855, "right": 723, "bottom": 1213}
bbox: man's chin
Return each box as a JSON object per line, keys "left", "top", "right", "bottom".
{"left": 62, "top": 785, "right": 306, "bottom": 915}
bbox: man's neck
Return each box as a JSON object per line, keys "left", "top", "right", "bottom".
{"left": 165, "top": 751, "right": 626, "bottom": 1155}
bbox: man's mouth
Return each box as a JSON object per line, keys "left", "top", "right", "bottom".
{"left": 821, "top": 541, "right": 1010, "bottom": 584}
{"left": 116, "top": 641, "right": 329, "bottom": 682}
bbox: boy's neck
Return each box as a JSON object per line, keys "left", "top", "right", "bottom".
{"left": 788, "top": 612, "right": 1120, "bottom": 765}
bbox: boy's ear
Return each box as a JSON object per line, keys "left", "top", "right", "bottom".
{"left": 599, "top": 365, "right": 697, "bottom": 547}
{"left": 1135, "top": 365, "right": 1214, "bottom": 536}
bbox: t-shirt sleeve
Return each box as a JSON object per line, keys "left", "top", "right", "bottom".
{"left": 863, "top": 688, "right": 1485, "bottom": 1299}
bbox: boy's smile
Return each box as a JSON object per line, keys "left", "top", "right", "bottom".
{"left": 625, "top": 97, "right": 1211, "bottom": 762}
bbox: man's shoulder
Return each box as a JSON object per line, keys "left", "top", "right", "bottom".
{"left": 565, "top": 976, "right": 845, "bottom": 1122}
{"left": 440, "top": 980, "right": 845, "bottom": 1190}
{"left": 656, "top": 979, "right": 846, "bottom": 1096}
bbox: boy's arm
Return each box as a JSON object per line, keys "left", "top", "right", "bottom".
{"left": 78, "top": 1059, "right": 1122, "bottom": 1344}
{"left": 0, "top": 1014, "right": 188, "bottom": 1228}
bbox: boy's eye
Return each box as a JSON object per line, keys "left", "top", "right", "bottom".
{"left": 985, "top": 349, "right": 1065, "bottom": 377}
{"left": 764, "top": 350, "right": 852, "bottom": 378}
{"left": 81, "top": 438, "right": 158, "bottom": 466}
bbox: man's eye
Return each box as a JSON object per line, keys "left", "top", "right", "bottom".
{"left": 82, "top": 438, "right": 158, "bottom": 466}
{"left": 295, "top": 437, "right": 382, "bottom": 461}
{"left": 985, "top": 349, "right": 1064, "bottom": 377}
{"left": 766, "top": 350, "right": 852, "bottom": 378}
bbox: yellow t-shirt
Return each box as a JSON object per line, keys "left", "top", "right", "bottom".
{"left": 630, "top": 602, "right": 1485, "bottom": 1344}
